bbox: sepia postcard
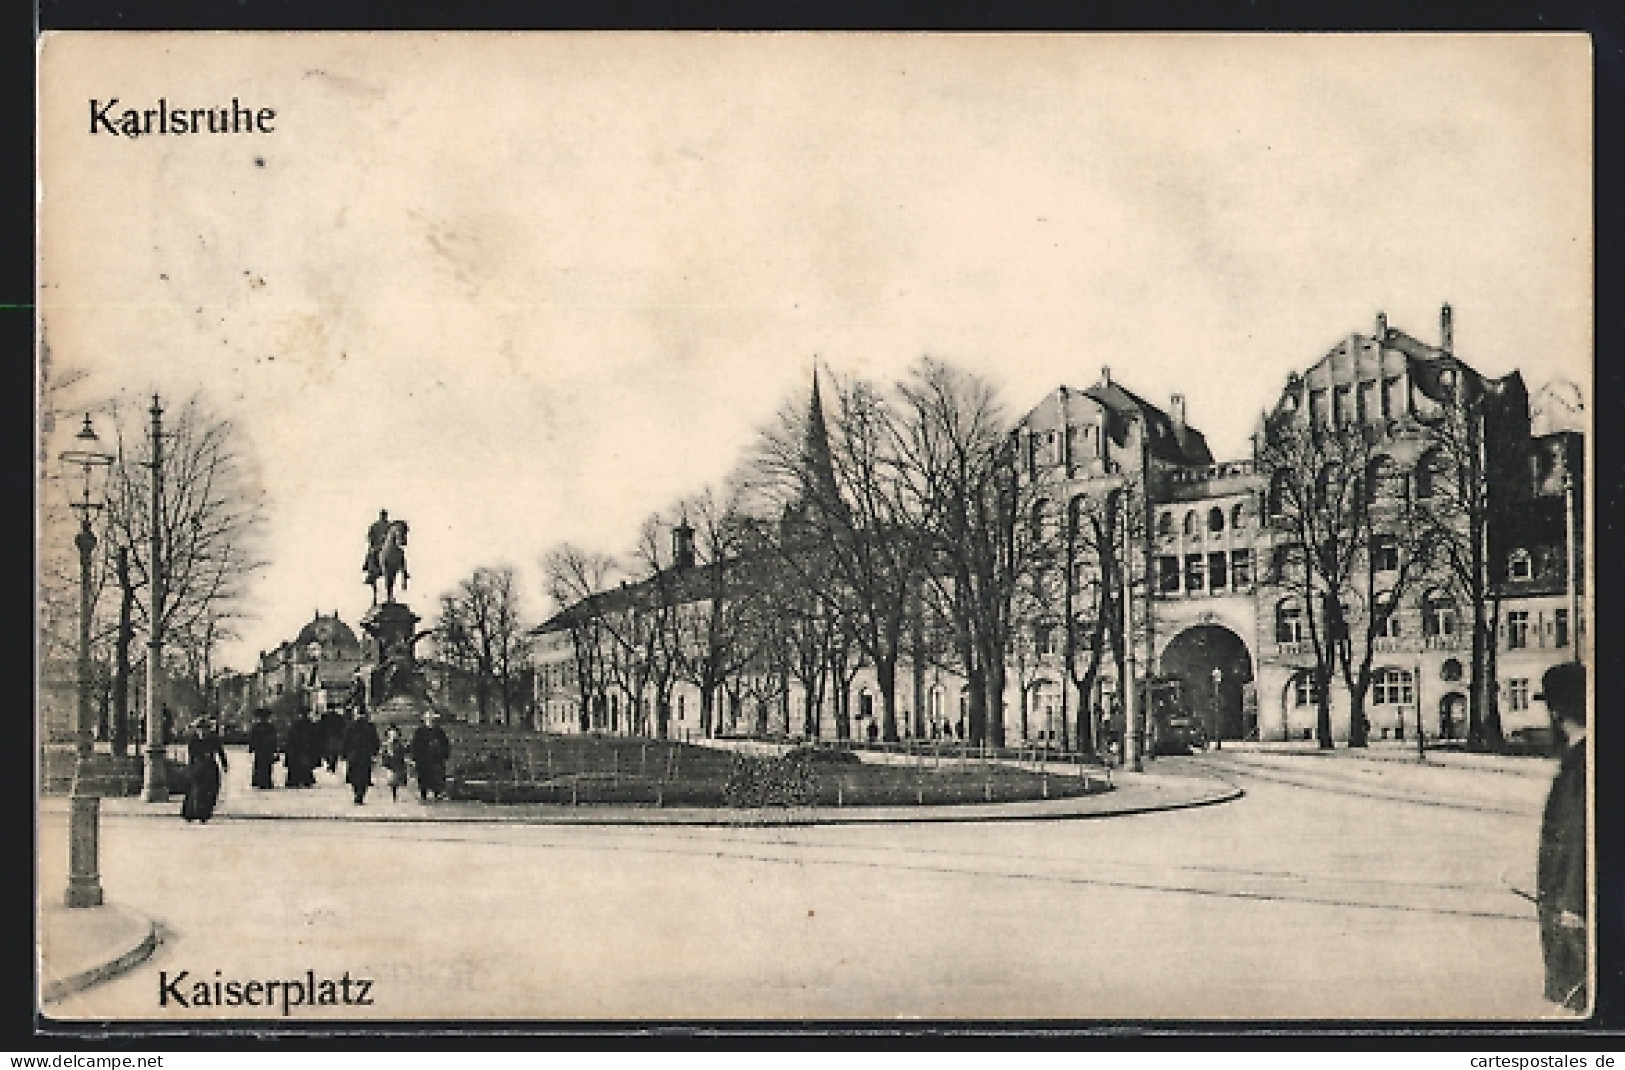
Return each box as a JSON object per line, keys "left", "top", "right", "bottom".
{"left": 35, "top": 32, "right": 1594, "bottom": 1025}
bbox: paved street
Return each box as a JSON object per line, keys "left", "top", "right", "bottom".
{"left": 40, "top": 749, "right": 1562, "bottom": 1021}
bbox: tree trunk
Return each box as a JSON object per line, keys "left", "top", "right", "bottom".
{"left": 1347, "top": 689, "right": 1368, "bottom": 748}
{"left": 113, "top": 564, "right": 134, "bottom": 759}
{"left": 1482, "top": 648, "right": 1504, "bottom": 749}
{"left": 699, "top": 684, "right": 715, "bottom": 738}
{"left": 876, "top": 657, "right": 899, "bottom": 743}
{"left": 911, "top": 652, "right": 926, "bottom": 739}
{"left": 984, "top": 655, "right": 1007, "bottom": 748}
{"left": 1346, "top": 661, "right": 1371, "bottom": 748}
{"left": 1075, "top": 665, "right": 1099, "bottom": 755}
{"left": 835, "top": 676, "right": 850, "bottom": 740}
{"left": 1315, "top": 668, "right": 1334, "bottom": 749}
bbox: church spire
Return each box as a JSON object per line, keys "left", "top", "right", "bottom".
{"left": 804, "top": 362, "right": 840, "bottom": 507}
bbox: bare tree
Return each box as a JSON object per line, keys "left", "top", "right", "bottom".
{"left": 436, "top": 565, "right": 533, "bottom": 725}
{"left": 891, "top": 357, "right": 1034, "bottom": 747}
{"left": 751, "top": 372, "right": 923, "bottom": 743}
{"left": 542, "top": 545, "right": 618, "bottom": 731}
{"left": 1259, "top": 404, "right": 1372, "bottom": 749}
{"left": 628, "top": 513, "right": 688, "bottom": 738}
{"left": 1337, "top": 455, "right": 1436, "bottom": 745}
{"left": 94, "top": 393, "right": 268, "bottom": 739}
{"left": 1414, "top": 371, "right": 1524, "bottom": 751}
{"left": 659, "top": 490, "right": 761, "bottom": 738}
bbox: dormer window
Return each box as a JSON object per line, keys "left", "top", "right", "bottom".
{"left": 1508, "top": 548, "right": 1533, "bottom": 582}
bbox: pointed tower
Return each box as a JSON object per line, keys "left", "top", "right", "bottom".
{"left": 803, "top": 364, "right": 841, "bottom": 510}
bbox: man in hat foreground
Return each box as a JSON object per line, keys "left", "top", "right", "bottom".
{"left": 411, "top": 710, "right": 452, "bottom": 801}
{"left": 1536, "top": 661, "right": 1588, "bottom": 1013}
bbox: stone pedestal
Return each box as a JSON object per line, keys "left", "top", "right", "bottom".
{"left": 360, "top": 602, "right": 431, "bottom": 726}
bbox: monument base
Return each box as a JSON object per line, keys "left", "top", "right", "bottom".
{"left": 373, "top": 694, "right": 435, "bottom": 728}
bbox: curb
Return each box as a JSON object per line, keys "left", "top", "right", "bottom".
{"left": 71, "top": 775, "right": 1241, "bottom": 828}
{"left": 41, "top": 916, "right": 159, "bottom": 1006}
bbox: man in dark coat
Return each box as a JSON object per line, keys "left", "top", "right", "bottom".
{"left": 284, "top": 712, "right": 318, "bottom": 788}
{"left": 343, "top": 709, "right": 381, "bottom": 805}
{"left": 247, "top": 708, "right": 279, "bottom": 789}
{"left": 411, "top": 711, "right": 452, "bottom": 801}
{"left": 1536, "top": 661, "right": 1588, "bottom": 1013}
{"left": 320, "top": 708, "right": 346, "bottom": 775}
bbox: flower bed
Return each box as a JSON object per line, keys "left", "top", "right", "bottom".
{"left": 443, "top": 733, "right": 1109, "bottom": 808}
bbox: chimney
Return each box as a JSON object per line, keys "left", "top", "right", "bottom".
{"left": 1440, "top": 303, "right": 1453, "bottom": 353}
{"left": 1100, "top": 365, "right": 1112, "bottom": 387}
{"left": 672, "top": 521, "right": 696, "bottom": 570}
{"left": 1170, "top": 393, "right": 1186, "bottom": 429}
{"left": 1375, "top": 310, "right": 1387, "bottom": 337}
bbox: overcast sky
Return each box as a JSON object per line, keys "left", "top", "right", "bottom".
{"left": 39, "top": 33, "right": 1591, "bottom": 671}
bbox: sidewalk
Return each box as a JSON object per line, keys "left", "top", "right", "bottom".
{"left": 1217, "top": 739, "right": 1558, "bottom": 778}
{"left": 39, "top": 899, "right": 158, "bottom": 1006}
{"left": 1194, "top": 746, "right": 1552, "bottom": 816}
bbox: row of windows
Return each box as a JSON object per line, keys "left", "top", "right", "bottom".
{"left": 1156, "top": 550, "right": 1254, "bottom": 594}
{"left": 1299, "top": 376, "right": 1414, "bottom": 428}
{"left": 1275, "top": 597, "right": 1571, "bottom": 652}
{"left": 1266, "top": 451, "right": 1458, "bottom": 516}
{"left": 1294, "top": 672, "right": 1546, "bottom": 715}
{"left": 1289, "top": 667, "right": 1414, "bottom": 707}
{"left": 1156, "top": 504, "right": 1249, "bottom": 539}
{"left": 1025, "top": 425, "right": 1104, "bottom": 473}
{"left": 1506, "top": 609, "right": 1572, "bottom": 651}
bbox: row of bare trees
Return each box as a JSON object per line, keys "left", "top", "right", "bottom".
{"left": 540, "top": 357, "right": 1148, "bottom": 748}
{"left": 1259, "top": 367, "right": 1522, "bottom": 751}
{"left": 538, "top": 349, "right": 1532, "bottom": 753}
{"left": 40, "top": 384, "right": 269, "bottom": 752}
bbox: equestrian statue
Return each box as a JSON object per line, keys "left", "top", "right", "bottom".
{"left": 362, "top": 508, "right": 411, "bottom": 604}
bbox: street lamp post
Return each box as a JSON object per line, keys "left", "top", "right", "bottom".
{"left": 141, "top": 395, "right": 168, "bottom": 803}
{"left": 61, "top": 414, "right": 113, "bottom": 908}
{"left": 1210, "top": 666, "right": 1223, "bottom": 751}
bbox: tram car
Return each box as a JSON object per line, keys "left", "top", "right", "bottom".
{"left": 1148, "top": 676, "right": 1205, "bottom": 755}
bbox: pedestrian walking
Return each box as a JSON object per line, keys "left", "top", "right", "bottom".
{"left": 411, "top": 710, "right": 451, "bottom": 801}
{"left": 181, "top": 716, "right": 229, "bottom": 823}
{"left": 1536, "top": 661, "right": 1588, "bottom": 1013}
{"left": 285, "top": 711, "right": 319, "bottom": 788}
{"left": 343, "top": 708, "right": 381, "bottom": 805}
{"left": 320, "top": 707, "right": 346, "bottom": 775}
{"left": 381, "top": 724, "right": 409, "bottom": 802}
{"left": 247, "top": 707, "right": 279, "bottom": 789}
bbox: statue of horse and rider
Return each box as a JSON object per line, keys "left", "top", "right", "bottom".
{"left": 362, "top": 509, "right": 410, "bottom": 604}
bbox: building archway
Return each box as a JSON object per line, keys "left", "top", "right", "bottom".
{"left": 1160, "top": 624, "right": 1256, "bottom": 741}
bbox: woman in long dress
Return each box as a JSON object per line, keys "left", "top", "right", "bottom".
{"left": 181, "top": 717, "right": 229, "bottom": 823}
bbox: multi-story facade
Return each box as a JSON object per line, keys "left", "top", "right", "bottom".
{"left": 536, "top": 307, "right": 1586, "bottom": 750}
{"left": 250, "top": 611, "right": 365, "bottom": 726}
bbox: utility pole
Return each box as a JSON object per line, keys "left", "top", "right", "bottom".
{"left": 140, "top": 394, "right": 168, "bottom": 803}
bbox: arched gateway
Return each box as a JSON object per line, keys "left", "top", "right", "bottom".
{"left": 1159, "top": 625, "right": 1255, "bottom": 742}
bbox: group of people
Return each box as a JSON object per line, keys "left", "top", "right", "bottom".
{"left": 191, "top": 706, "right": 457, "bottom": 809}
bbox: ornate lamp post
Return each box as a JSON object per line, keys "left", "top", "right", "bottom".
{"left": 60, "top": 414, "right": 113, "bottom": 908}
